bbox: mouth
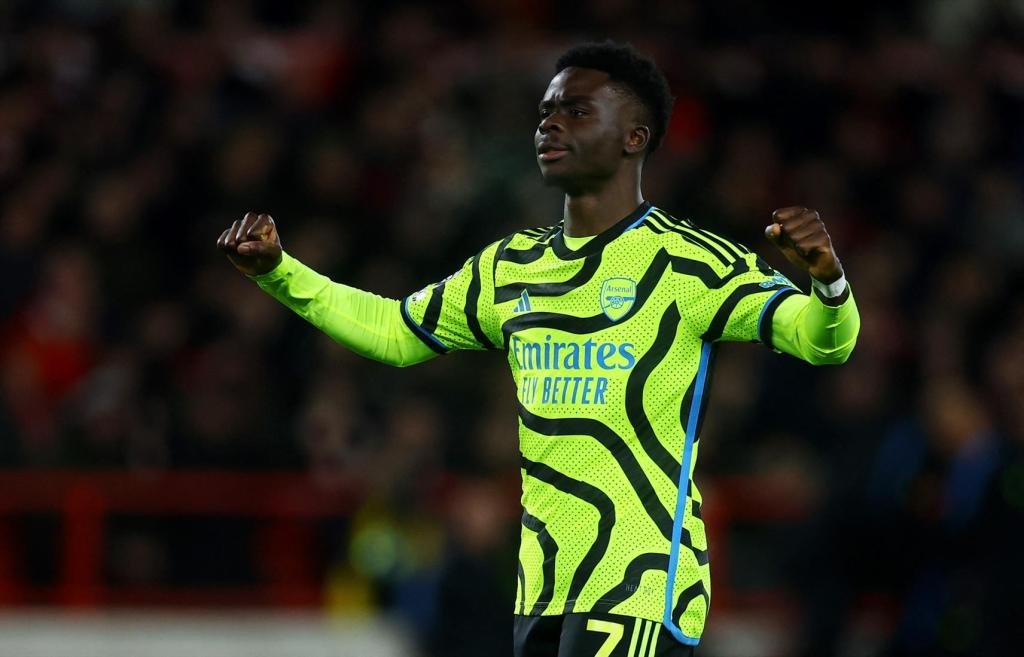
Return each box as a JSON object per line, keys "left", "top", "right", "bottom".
{"left": 537, "top": 143, "right": 570, "bottom": 162}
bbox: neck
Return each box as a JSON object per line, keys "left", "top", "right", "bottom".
{"left": 562, "top": 173, "right": 644, "bottom": 237}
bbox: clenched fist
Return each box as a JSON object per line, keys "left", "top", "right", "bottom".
{"left": 217, "top": 212, "right": 283, "bottom": 276}
{"left": 765, "top": 207, "right": 843, "bottom": 283}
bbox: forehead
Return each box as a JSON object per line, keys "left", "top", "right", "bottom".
{"left": 541, "top": 67, "right": 619, "bottom": 104}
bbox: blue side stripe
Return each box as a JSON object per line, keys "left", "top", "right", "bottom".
{"left": 756, "top": 287, "right": 794, "bottom": 341}
{"left": 663, "top": 340, "right": 712, "bottom": 647}
{"left": 402, "top": 297, "right": 450, "bottom": 352}
{"left": 624, "top": 205, "right": 656, "bottom": 231}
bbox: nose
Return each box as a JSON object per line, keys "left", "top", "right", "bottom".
{"left": 538, "top": 112, "right": 562, "bottom": 134}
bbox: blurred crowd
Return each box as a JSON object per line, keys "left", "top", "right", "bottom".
{"left": 1, "top": 0, "right": 1023, "bottom": 655}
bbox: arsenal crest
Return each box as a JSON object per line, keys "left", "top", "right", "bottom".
{"left": 600, "top": 278, "right": 637, "bottom": 321}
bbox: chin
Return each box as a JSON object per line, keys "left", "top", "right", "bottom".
{"left": 538, "top": 166, "right": 580, "bottom": 192}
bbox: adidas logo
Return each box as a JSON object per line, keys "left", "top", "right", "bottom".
{"left": 512, "top": 290, "right": 532, "bottom": 313}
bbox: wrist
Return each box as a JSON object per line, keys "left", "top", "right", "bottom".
{"left": 807, "top": 252, "right": 844, "bottom": 283}
{"left": 247, "top": 251, "right": 289, "bottom": 282}
{"left": 811, "top": 272, "right": 848, "bottom": 302}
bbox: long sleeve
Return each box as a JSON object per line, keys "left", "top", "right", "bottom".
{"left": 768, "top": 287, "right": 860, "bottom": 365}
{"left": 248, "top": 251, "right": 437, "bottom": 367}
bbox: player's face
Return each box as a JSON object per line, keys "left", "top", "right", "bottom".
{"left": 535, "top": 67, "right": 635, "bottom": 192}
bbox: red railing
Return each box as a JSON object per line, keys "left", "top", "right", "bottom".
{"left": 0, "top": 471, "right": 365, "bottom": 608}
{"left": 0, "top": 471, "right": 820, "bottom": 611}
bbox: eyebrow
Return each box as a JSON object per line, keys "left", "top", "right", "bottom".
{"left": 538, "top": 95, "right": 595, "bottom": 109}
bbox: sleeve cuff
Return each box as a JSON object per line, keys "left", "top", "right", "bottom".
{"left": 246, "top": 251, "right": 294, "bottom": 284}
{"left": 808, "top": 281, "right": 856, "bottom": 320}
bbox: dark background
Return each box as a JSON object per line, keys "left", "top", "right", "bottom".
{"left": 1, "top": 1, "right": 1023, "bottom": 655}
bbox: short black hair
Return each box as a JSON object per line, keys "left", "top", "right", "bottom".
{"left": 555, "top": 41, "right": 675, "bottom": 156}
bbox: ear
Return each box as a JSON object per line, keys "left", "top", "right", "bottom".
{"left": 624, "top": 124, "right": 651, "bottom": 157}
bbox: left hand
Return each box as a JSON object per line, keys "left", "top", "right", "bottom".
{"left": 764, "top": 207, "right": 843, "bottom": 282}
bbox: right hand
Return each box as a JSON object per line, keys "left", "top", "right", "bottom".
{"left": 217, "top": 212, "right": 283, "bottom": 276}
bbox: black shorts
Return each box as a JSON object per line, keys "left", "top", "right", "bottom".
{"left": 514, "top": 611, "right": 697, "bottom": 657}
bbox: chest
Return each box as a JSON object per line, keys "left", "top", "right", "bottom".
{"left": 492, "top": 244, "right": 667, "bottom": 329}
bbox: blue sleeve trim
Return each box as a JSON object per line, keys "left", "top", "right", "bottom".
{"left": 662, "top": 340, "right": 712, "bottom": 647}
{"left": 757, "top": 287, "right": 800, "bottom": 348}
{"left": 401, "top": 297, "right": 450, "bottom": 354}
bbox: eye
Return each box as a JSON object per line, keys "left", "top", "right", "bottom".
{"left": 570, "top": 108, "right": 586, "bottom": 117}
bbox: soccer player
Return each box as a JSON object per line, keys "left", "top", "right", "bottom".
{"left": 217, "top": 42, "right": 859, "bottom": 657}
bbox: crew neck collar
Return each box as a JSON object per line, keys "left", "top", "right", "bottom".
{"left": 551, "top": 201, "right": 653, "bottom": 259}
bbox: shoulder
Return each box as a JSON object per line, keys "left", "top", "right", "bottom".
{"left": 504, "top": 223, "right": 562, "bottom": 250}
{"left": 456, "top": 224, "right": 556, "bottom": 263}
{"left": 482, "top": 222, "right": 562, "bottom": 264}
{"left": 639, "top": 207, "right": 753, "bottom": 270}
{"left": 518, "top": 223, "right": 561, "bottom": 240}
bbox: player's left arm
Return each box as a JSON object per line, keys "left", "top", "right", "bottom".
{"left": 763, "top": 206, "right": 859, "bottom": 365}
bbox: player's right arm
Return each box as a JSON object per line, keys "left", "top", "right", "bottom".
{"left": 217, "top": 212, "right": 435, "bottom": 367}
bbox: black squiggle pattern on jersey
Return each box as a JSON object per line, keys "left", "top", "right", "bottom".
{"left": 685, "top": 219, "right": 749, "bottom": 258}
{"left": 517, "top": 559, "right": 527, "bottom": 615}
{"left": 644, "top": 219, "right": 732, "bottom": 267}
{"left": 420, "top": 280, "right": 446, "bottom": 335}
{"left": 626, "top": 304, "right": 685, "bottom": 486}
{"left": 672, "top": 579, "right": 710, "bottom": 627}
{"left": 594, "top": 552, "right": 669, "bottom": 609}
{"left": 492, "top": 234, "right": 517, "bottom": 282}
{"left": 494, "top": 254, "right": 601, "bottom": 303}
{"left": 683, "top": 529, "right": 709, "bottom": 567}
{"left": 646, "top": 211, "right": 733, "bottom": 267}
{"left": 466, "top": 250, "right": 498, "bottom": 349}
{"left": 539, "top": 224, "right": 563, "bottom": 241}
{"left": 401, "top": 302, "right": 448, "bottom": 354}
{"left": 500, "top": 244, "right": 548, "bottom": 265}
{"left": 521, "top": 455, "right": 615, "bottom": 614}
{"left": 520, "top": 226, "right": 550, "bottom": 238}
{"left": 654, "top": 209, "right": 751, "bottom": 259}
{"left": 498, "top": 225, "right": 562, "bottom": 265}
{"left": 500, "top": 249, "right": 751, "bottom": 346}
{"left": 657, "top": 211, "right": 746, "bottom": 261}
{"left": 521, "top": 511, "right": 559, "bottom": 615}
{"left": 757, "top": 287, "right": 800, "bottom": 348}
{"left": 701, "top": 282, "right": 790, "bottom": 341}
{"left": 518, "top": 405, "right": 673, "bottom": 542}
{"left": 677, "top": 344, "right": 718, "bottom": 446}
